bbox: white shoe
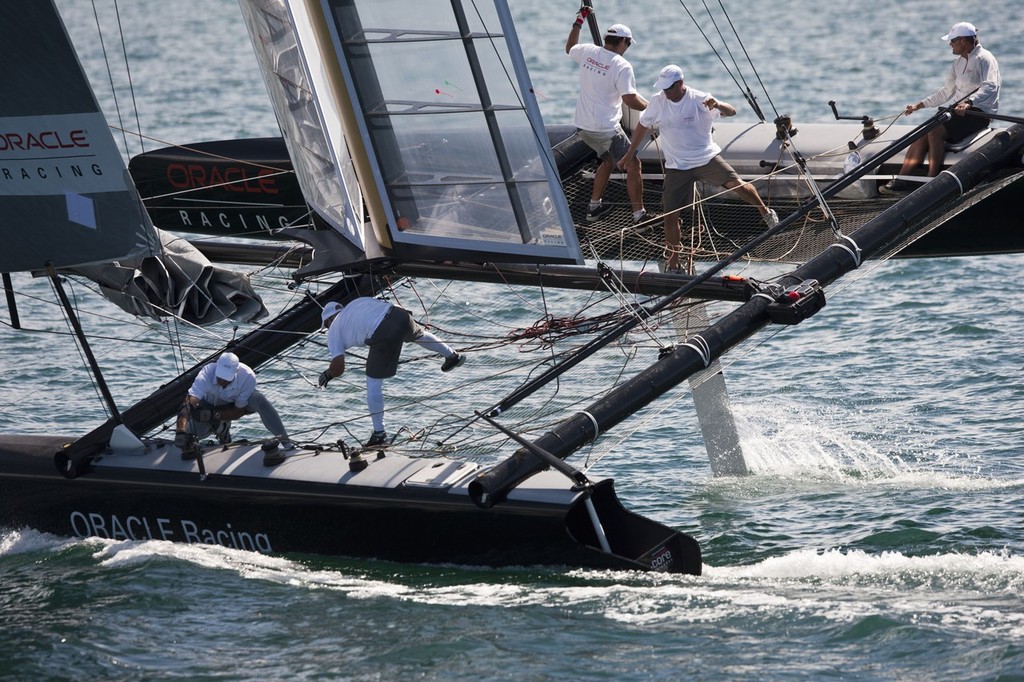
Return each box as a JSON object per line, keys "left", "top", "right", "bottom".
{"left": 763, "top": 209, "right": 779, "bottom": 228}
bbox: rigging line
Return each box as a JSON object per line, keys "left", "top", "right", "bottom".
{"left": 89, "top": 0, "right": 131, "bottom": 155}
{"left": 701, "top": 0, "right": 761, "bottom": 120}
{"left": 106, "top": 125, "right": 295, "bottom": 174}
{"left": 110, "top": 0, "right": 145, "bottom": 154}
{"left": 51, "top": 276, "right": 114, "bottom": 421}
{"left": 717, "top": 0, "right": 777, "bottom": 120}
{"left": 675, "top": 0, "right": 756, "bottom": 118}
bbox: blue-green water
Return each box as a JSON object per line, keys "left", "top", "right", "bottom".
{"left": 2, "top": 1, "right": 1024, "bottom": 679}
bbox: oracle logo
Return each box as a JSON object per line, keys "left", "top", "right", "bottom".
{"left": 166, "top": 163, "right": 280, "bottom": 195}
{"left": 0, "top": 129, "right": 89, "bottom": 152}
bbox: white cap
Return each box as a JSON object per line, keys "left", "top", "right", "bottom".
{"left": 605, "top": 24, "right": 634, "bottom": 43}
{"left": 941, "top": 22, "right": 977, "bottom": 41}
{"left": 215, "top": 352, "right": 239, "bottom": 381}
{"left": 654, "top": 64, "right": 685, "bottom": 90}
{"left": 320, "top": 301, "right": 343, "bottom": 329}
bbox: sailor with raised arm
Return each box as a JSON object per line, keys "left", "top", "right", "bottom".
{"left": 618, "top": 65, "right": 778, "bottom": 272}
{"left": 566, "top": 8, "right": 649, "bottom": 225}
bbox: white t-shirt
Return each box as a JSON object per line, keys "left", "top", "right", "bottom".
{"left": 188, "top": 362, "right": 258, "bottom": 408}
{"left": 569, "top": 43, "right": 638, "bottom": 133}
{"left": 639, "top": 86, "right": 721, "bottom": 170}
{"left": 326, "top": 297, "right": 391, "bottom": 359}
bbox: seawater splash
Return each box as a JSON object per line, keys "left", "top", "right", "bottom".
{"left": 730, "top": 400, "right": 1023, "bottom": 491}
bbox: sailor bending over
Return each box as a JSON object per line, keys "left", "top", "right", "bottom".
{"left": 318, "top": 298, "right": 464, "bottom": 448}
{"left": 174, "top": 352, "right": 292, "bottom": 466}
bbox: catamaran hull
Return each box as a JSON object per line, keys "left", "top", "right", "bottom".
{"left": 0, "top": 435, "right": 701, "bottom": 575}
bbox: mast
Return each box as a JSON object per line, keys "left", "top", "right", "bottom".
{"left": 48, "top": 266, "right": 122, "bottom": 424}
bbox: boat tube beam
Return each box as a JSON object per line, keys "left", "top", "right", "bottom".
{"left": 469, "top": 123, "right": 1024, "bottom": 508}
{"left": 480, "top": 110, "right": 951, "bottom": 421}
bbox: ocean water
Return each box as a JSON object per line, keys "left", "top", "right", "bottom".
{"left": 3, "top": 1, "right": 1024, "bottom": 679}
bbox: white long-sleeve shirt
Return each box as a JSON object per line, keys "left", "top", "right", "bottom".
{"left": 921, "top": 44, "right": 1000, "bottom": 114}
{"left": 188, "top": 362, "right": 258, "bottom": 408}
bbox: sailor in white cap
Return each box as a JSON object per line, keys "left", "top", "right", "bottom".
{"left": 565, "top": 11, "right": 649, "bottom": 225}
{"left": 174, "top": 351, "right": 293, "bottom": 465}
{"left": 618, "top": 64, "right": 779, "bottom": 272}
{"left": 318, "top": 298, "right": 464, "bottom": 448}
{"left": 881, "top": 21, "right": 1001, "bottom": 194}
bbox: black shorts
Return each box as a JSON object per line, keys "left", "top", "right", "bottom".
{"left": 943, "top": 108, "right": 988, "bottom": 142}
{"left": 364, "top": 307, "right": 423, "bottom": 379}
{"left": 663, "top": 156, "right": 741, "bottom": 218}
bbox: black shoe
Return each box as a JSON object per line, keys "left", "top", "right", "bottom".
{"left": 179, "top": 434, "right": 199, "bottom": 461}
{"left": 177, "top": 432, "right": 198, "bottom": 458}
{"left": 878, "top": 179, "right": 912, "bottom": 195}
{"left": 441, "top": 352, "right": 465, "bottom": 372}
{"left": 585, "top": 203, "right": 614, "bottom": 222}
{"left": 365, "top": 430, "right": 388, "bottom": 448}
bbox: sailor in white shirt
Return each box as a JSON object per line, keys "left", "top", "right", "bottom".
{"left": 881, "top": 22, "right": 1001, "bottom": 194}
{"left": 566, "top": 14, "right": 648, "bottom": 224}
{"left": 174, "top": 352, "right": 292, "bottom": 464}
{"left": 318, "top": 298, "right": 464, "bottom": 448}
{"left": 619, "top": 65, "right": 778, "bottom": 271}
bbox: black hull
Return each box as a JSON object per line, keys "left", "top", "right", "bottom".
{"left": 129, "top": 132, "right": 1024, "bottom": 259}
{"left": 0, "top": 435, "right": 700, "bottom": 575}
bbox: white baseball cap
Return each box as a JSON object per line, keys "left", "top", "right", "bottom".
{"left": 941, "top": 22, "right": 977, "bottom": 41}
{"left": 215, "top": 352, "right": 239, "bottom": 381}
{"left": 605, "top": 24, "right": 634, "bottom": 43}
{"left": 320, "top": 301, "right": 343, "bottom": 329}
{"left": 654, "top": 64, "right": 685, "bottom": 90}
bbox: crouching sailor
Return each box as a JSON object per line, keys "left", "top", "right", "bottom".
{"left": 174, "top": 352, "right": 293, "bottom": 466}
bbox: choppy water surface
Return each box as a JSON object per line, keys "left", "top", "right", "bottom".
{"left": 2, "top": 1, "right": 1023, "bottom": 679}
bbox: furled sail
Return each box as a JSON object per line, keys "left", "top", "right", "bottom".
{"left": 239, "top": 0, "right": 582, "bottom": 271}
{"left": 0, "top": 1, "right": 265, "bottom": 324}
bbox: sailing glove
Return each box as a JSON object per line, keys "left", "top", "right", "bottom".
{"left": 573, "top": 7, "right": 589, "bottom": 27}
{"left": 318, "top": 370, "right": 333, "bottom": 388}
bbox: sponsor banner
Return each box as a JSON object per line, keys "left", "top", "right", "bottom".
{"left": 0, "top": 112, "right": 129, "bottom": 196}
